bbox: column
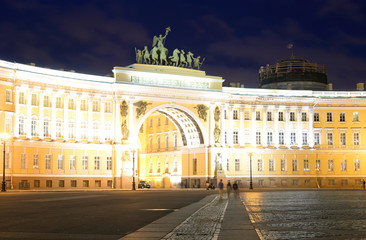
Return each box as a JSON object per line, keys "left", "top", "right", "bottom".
{"left": 14, "top": 89, "right": 19, "bottom": 138}
{"left": 297, "top": 107, "right": 302, "bottom": 148}
{"left": 63, "top": 94, "right": 69, "bottom": 141}
{"left": 228, "top": 105, "right": 233, "bottom": 147}
{"left": 26, "top": 91, "right": 32, "bottom": 139}
{"left": 263, "top": 106, "right": 268, "bottom": 147}
{"left": 251, "top": 106, "right": 256, "bottom": 146}
{"left": 75, "top": 95, "right": 81, "bottom": 142}
{"left": 240, "top": 105, "right": 245, "bottom": 147}
{"left": 39, "top": 91, "right": 44, "bottom": 139}
{"left": 88, "top": 96, "right": 93, "bottom": 142}
{"left": 274, "top": 107, "right": 279, "bottom": 147}
{"left": 220, "top": 104, "right": 226, "bottom": 146}
{"left": 309, "top": 109, "right": 314, "bottom": 148}
{"left": 51, "top": 92, "right": 57, "bottom": 140}
{"left": 286, "top": 107, "right": 290, "bottom": 147}
{"left": 100, "top": 97, "right": 106, "bottom": 143}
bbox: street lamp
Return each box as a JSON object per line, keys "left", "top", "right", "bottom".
{"left": 0, "top": 133, "right": 10, "bottom": 192}
{"left": 132, "top": 149, "right": 136, "bottom": 190}
{"left": 248, "top": 148, "right": 254, "bottom": 190}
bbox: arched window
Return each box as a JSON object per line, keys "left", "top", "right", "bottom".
{"left": 81, "top": 121, "right": 87, "bottom": 140}
{"left": 165, "top": 135, "right": 169, "bottom": 150}
{"left": 31, "top": 116, "right": 38, "bottom": 137}
{"left": 157, "top": 135, "right": 160, "bottom": 151}
{"left": 56, "top": 119, "right": 63, "bottom": 138}
{"left": 104, "top": 122, "right": 112, "bottom": 141}
{"left": 93, "top": 122, "right": 99, "bottom": 141}
{"left": 43, "top": 118, "right": 50, "bottom": 137}
{"left": 68, "top": 119, "right": 75, "bottom": 139}
{"left": 18, "top": 115, "right": 25, "bottom": 135}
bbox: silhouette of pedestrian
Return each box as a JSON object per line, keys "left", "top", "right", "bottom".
{"left": 227, "top": 180, "right": 232, "bottom": 199}
{"left": 233, "top": 181, "right": 239, "bottom": 199}
{"left": 218, "top": 179, "right": 224, "bottom": 199}
{"left": 363, "top": 179, "right": 365, "bottom": 189}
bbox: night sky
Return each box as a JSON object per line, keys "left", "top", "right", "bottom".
{"left": 1, "top": 0, "right": 365, "bottom": 90}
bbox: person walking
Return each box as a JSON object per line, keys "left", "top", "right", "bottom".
{"left": 363, "top": 179, "right": 365, "bottom": 190}
{"left": 218, "top": 179, "right": 224, "bottom": 199}
{"left": 233, "top": 181, "right": 239, "bottom": 199}
{"left": 227, "top": 180, "right": 232, "bottom": 199}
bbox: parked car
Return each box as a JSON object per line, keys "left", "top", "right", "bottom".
{"left": 138, "top": 181, "right": 151, "bottom": 189}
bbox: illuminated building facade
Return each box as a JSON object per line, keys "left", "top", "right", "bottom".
{"left": 0, "top": 59, "right": 366, "bottom": 190}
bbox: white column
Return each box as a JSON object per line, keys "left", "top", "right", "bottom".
{"left": 251, "top": 106, "right": 256, "bottom": 146}
{"left": 128, "top": 97, "right": 134, "bottom": 143}
{"left": 114, "top": 98, "right": 121, "bottom": 143}
{"left": 88, "top": 97, "right": 93, "bottom": 142}
{"left": 26, "top": 91, "right": 32, "bottom": 139}
{"left": 75, "top": 95, "right": 81, "bottom": 142}
{"left": 309, "top": 109, "right": 314, "bottom": 148}
{"left": 100, "top": 97, "right": 106, "bottom": 143}
{"left": 297, "top": 108, "right": 302, "bottom": 148}
{"left": 39, "top": 91, "right": 44, "bottom": 139}
{"left": 51, "top": 93, "right": 57, "bottom": 140}
{"left": 14, "top": 89, "right": 19, "bottom": 138}
{"left": 210, "top": 103, "right": 215, "bottom": 146}
{"left": 220, "top": 104, "right": 226, "bottom": 146}
{"left": 63, "top": 94, "right": 69, "bottom": 141}
{"left": 263, "top": 106, "right": 268, "bottom": 147}
{"left": 228, "top": 105, "right": 233, "bottom": 147}
{"left": 240, "top": 106, "right": 245, "bottom": 147}
{"left": 274, "top": 108, "right": 279, "bottom": 147}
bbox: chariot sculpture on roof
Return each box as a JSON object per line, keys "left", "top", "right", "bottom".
{"left": 135, "top": 27, "right": 204, "bottom": 70}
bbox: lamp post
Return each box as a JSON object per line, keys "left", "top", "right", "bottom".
{"left": 0, "top": 133, "right": 10, "bottom": 192}
{"left": 248, "top": 149, "right": 253, "bottom": 190}
{"left": 132, "top": 149, "right": 136, "bottom": 190}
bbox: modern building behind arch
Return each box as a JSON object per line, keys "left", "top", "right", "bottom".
{"left": 0, "top": 58, "right": 366, "bottom": 190}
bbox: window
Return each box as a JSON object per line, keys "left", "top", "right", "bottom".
{"left": 327, "top": 112, "right": 332, "bottom": 122}
{"left": 341, "top": 159, "right": 347, "bottom": 171}
{"left": 81, "top": 121, "right": 87, "bottom": 140}
{"left": 292, "top": 159, "right": 298, "bottom": 171}
{"left": 328, "top": 159, "right": 334, "bottom": 171}
{"left": 107, "top": 180, "right": 112, "bottom": 187}
{"left": 95, "top": 180, "right": 101, "bottom": 187}
{"left": 157, "top": 161, "right": 161, "bottom": 173}
{"left": 157, "top": 135, "right": 161, "bottom": 150}
{"left": 304, "top": 159, "right": 309, "bottom": 171}
{"left": 278, "top": 111, "right": 284, "bottom": 121}
{"left": 34, "top": 180, "right": 40, "bottom": 188}
{"left": 82, "top": 156, "right": 88, "bottom": 170}
{"left": 244, "top": 111, "right": 250, "bottom": 120}
{"left": 149, "top": 137, "right": 153, "bottom": 152}
{"left": 269, "top": 159, "right": 275, "bottom": 171}
{"left": 340, "top": 113, "right": 345, "bottom": 122}
{"left": 302, "top": 132, "right": 308, "bottom": 145}
{"left": 165, "top": 117, "right": 169, "bottom": 125}
{"left": 58, "top": 155, "right": 64, "bottom": 170}
{"left": 267, "top": 132, "right": 273, "bottom": 145}
{"left": 149, "top": 159, "right": 153, "bottom": 173}
{"left": 301, "top": 112, "right": 307, "bottom": 121}
{"left": 193, "top": 158, "right": 197, "bottom": 175}
{"left": 81, "top": 100, "right": 87, "bottom": 111}
{"left": 174, "top": 134, "right": 178, "bottom": 148}
{"left": 235, "top": 159, "right": 240, "bottom": 171}
{"left": 94, "top": 156, "right": 100, "bottom": 170}
{"left": 267, "top": 111, "right": 272, "bottom": 121}
{"left": 6, "top": 89, "right": 12, "bottom": 102}
{"left": 46, "top": 180, "right": 52, "bottom": 188}
{"left": 56, "top": 119, "right": 63, "bottom": 138}
{"left": 83, "top": 180, "right": 89, "bottom": 187}
{"left": 257, "top": 159, "right": 263, "bottom": 172}
{"left": 279, "top": 131, "right": 284, "bottom": 145}
{"left": 5, "top": 153, "right": 10, "bottom": 169}
{"left": 355, "top": 159, "right": 360, "bottom": 171}
{"left": 19, "top": 92, "right": 25, "bottom": 104}
{"left": 314, "top": 132, "right": 320, "bottom": 145}
{"left": 68, "top": 98, "right": 74, "bottom": 109}
{"left": 354, "top": 132, "right": 360, "bottom": 146}
{"left": 244, "top": 129, "right": 250, "bottom": 144}
{"left": 224, "top": 110, "right": 227, "bottom": 119}
{"left": 290, "top": 132, "right": 296, "bottom": 145}
{"left": 71, "top": 180, "right": 77, "bottom": 187}
{"left": 92, "top": 122, "right": 99, "bottom": 141}
{"left": 5, "top": 118, "right": 12, "bottom": 133}
{"left": 353, "top": 112, "right": 359, "bottom": 122}
{"left": 256, "top": 131, "right": 261, "bottom": 145}
{"left": 281, "top": 159, "right": 286, "bottom": 171}
{"left": 256, "top": 111, "right": 261, "bottom": 120}
{"left": 56, "top": 97, "right": 62, "bottom": 108}
{"left": 105, "top": 102, "right": 112, "bottom": 113}
{"left": 59, "top": 180, "right": 65, "bottom": 187}
{"left": 105, "top": 122, "right": 112, "bottom": 141}
{"left": 340, "top": 132, "right": 346, "bottom": 146}
{"left": 21, "top": 153, "right": 26, "bottom": 169}
{"left": 314, "top": 112, "right": 319, "bottom": 122}
{"left": 165, "top": 135, "right": 169, "bottom": 149}
{"left": 233, "top": 131, "right": 239, "bottom": 144}
{"left": 33, "top": 154, "right": 39, "bottom": 169}
{"left": 316, "top": 160, "right": 321, "bottom": 171}
{"left": 18, "top": 116, "right": 25, "bottom": 135}
{"left": 224, "top": 131, "right": 227, "bottom": 144}
{"left": 31, "top": 93, "right": 37, "bottom": 105}
{"left": 92, "top": 100, "right": 99, "bottom": 112}
{"left": 68, "top": 120, "right": 75, "bottom": 139}
{"left": 327, "top": 133, "right": 333, "bottom": 145}
{"left": 157, "top": 118, "right": 161, "bottom": 127}
{"left": 233, "top": 110, "right": 238, "bottom": 120}
{"left": 31, "top": 116, "right": 38, "bottom": 136}
{"left": 45, "top": 154, "right": 51, "bottom": 170}
{"left": 43, "top": 95, "right": 49, "bottom": 107}
{"left": 173, "top": 157, "right": 178, "bottom": 172}
{"left": 43, "top": 119, "right": 50, "bottom": 137}
{"left": 149, "top": 119, "right": 153, "bottom": 128}
{"left": 227, "top": 158, "right": 229, "bottom": 171}
{"left": 70, "top": 155, "right": 76, "bottom": 170}
{"left": 290, "top": 112, "right": 295, "bottom": 121}
{"left": 107, "top": 157, "right": 112, "bottom": 170}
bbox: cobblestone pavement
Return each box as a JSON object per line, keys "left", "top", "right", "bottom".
{"left": 242, "top": 190, "right": 366, "bottom": 239}
{"left": 162, "top": 196, "right": 228, "bottom": 240}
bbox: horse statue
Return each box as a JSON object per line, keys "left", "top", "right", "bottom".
{"left": 169, "top": 48, "right": 180, "bottom": 67}
{"left": 160, "top": 47, "right": 168, "bottom": 65}
{"left": 179, "top": 50, "right": 187, "bottom": 67}
{"left": 150, "top": 46, "right": 159, "bottom": 65}
{"left": 186, "top": 51, "right": 194, "bottom": 68}
{"left": 142, "top": 46, "right": 150, "bottom": 64}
